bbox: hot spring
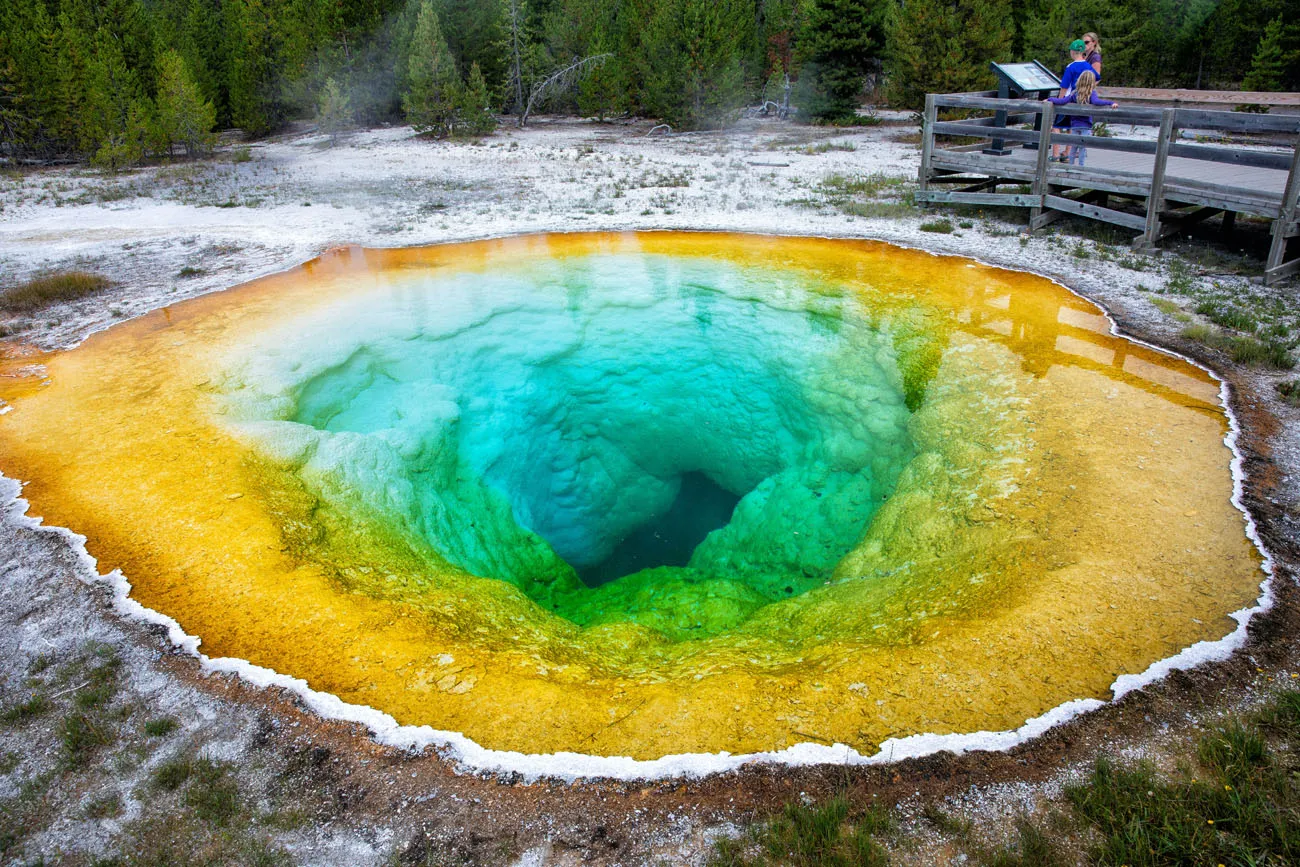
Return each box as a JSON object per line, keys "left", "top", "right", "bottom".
{"left": 0, "top": 232, "right": 1264, "bottom": 761}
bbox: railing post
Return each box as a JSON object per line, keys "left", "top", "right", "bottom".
{"left": 1265, "top": 133, "right": 1300, "bottom": 284}
{"left": 1028, "top": 101, "right": 1054, "bottom": 230}
{"left": 918, "top": 93, "right": 937, "bottom": 198}
{"left": 1137, "top": 108, "right": 1177, "bottom": 249}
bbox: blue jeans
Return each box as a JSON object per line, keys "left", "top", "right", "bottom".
{"left": 1067, "top": 128, "right": 1092, "bottom": 166}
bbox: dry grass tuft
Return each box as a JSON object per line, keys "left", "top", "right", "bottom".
{"left": 1, "top": 272, "right": 110, "bottom": 313}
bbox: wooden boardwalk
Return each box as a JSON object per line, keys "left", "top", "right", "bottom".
{"left": 915, "top": 92, "right": 1300, "bottom": 285}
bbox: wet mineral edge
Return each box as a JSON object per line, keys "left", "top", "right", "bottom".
{"left": 0, "top": 232, "right": 1263, "bottom": 759}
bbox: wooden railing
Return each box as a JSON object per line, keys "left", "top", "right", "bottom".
{"left": 916, "top": 92, "right": 1300, "bottom": 285}
{"left": 1101, "top": 87, "right": 1300, "bottom": 108}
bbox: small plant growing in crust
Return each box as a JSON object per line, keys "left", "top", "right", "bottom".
{"left": 1, "top": 272, "right": 110, "bottom": 313}
{"left": 919, "top": 218, "right": 954, "bottom": 234}
{"left": 1278, "top": 380, "right": 1300, "bottom": 406}
{"left": 144, "top": 716, "right": 179, "bottom": 737}
{"left": 85, "top": 793, "right": 124, "bottom": 819}
{"left": 0, "top": 694, "right": 49, "bottom": 725}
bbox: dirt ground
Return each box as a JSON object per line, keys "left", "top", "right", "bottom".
{"left": 1, "top": 114, "right": 1298, "bottom": 865}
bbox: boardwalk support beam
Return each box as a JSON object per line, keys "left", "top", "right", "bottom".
{"left": 1266, "top": 138, "right": 1300, "bottom": 285}
{"left": 1136, "top": 109, "right": 1177, "bottom": 250}
{"left": 1028, "top": 102, "right": 1054, "bottom": 228}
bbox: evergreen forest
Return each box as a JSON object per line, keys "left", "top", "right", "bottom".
{"left": 1, "top": 0, "right": 1298, "bottom": 167}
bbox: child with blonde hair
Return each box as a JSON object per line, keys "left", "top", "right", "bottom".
{"left": 1045, "top": 69, "right": 1117, "bottom": 165}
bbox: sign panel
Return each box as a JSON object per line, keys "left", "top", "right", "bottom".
{"left": 992, "top": 61, "right": 1061, "bottom": 93}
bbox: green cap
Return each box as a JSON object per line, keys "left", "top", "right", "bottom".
{"left": 1070, "top": 39, "right": 1087, "bottom": 52}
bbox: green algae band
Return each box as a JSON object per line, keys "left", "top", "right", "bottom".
{"left": 0, "top": 233, "right": 1263, "bottom": 760}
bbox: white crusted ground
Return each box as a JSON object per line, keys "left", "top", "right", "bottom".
{"left": 1, "top": 113, "right": 1298, "bottom": 865}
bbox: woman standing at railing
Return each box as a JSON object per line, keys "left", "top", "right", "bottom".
{"left": 1045, "top": 70, "right": 1117, "bottom": 166}
{"left": 1083, "top": 33, "right": 1102, "bottom": 78}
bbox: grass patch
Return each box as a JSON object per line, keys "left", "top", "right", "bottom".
{"left": 1066, "top": 691, "right": 1300, "bottom": 866}
{"left": 1278, "top": 379, "right": 1300, "bottom": 407}
{"left": 74, "top": 650, "right": 122, "bottom": 712}
{"left": 115, "top": 815, "right": 291, "bottom": 867}
{"left": 1149, "top": 296, "right": 1182, "bottom": 315}
{"left": 920, "top": 218, "right": 954, "bottom": 234}
{"left": 1195, "top": 300, "right": 1257, "bottom": 333}
{"left": 714, "top": 690, "right": 1300, "bottom": 866}
{"left": 791, "top": 142, "right": 858, "bottom": 155}
{"left": 1165, "top": 258, "right": 1197, "bottom": 294}
{"left": 86, "top": 793, "right": 123, "bottom": 819}
{"left": 60, "top": 711, "right": 114, "bottom": 768}
{"left": 709, "top": 796, "right": 892, "bottom": 866}
{"left": 186, "top": 759, "right": 241, "bottom": 826}
{"left": 144, "top": 717, "right": 179, "bottom": 737}
{"left": 1181, "top": 324, "right": 1295, "bottom": 369}
{"left": 152, "top": 754, "right": 195, "bottom": 792}
{"left": 819, "top": 172, "right": 911, "bottom": 203}
{"left": 150, "top": 756, "right": 239, "bottom": 824}
{"left": 0, "top": 772, "right": 52, "bottom": 859}
{"left": 979, "top": 816, "right": 1065, "bottom": 867}
{"left": 842, "top": 200, "right": 919, "bottom": 219}
{"left": 1229, "top": 335, "right": 1294, "bottom": 368}
{"left": 0, "top": 694, "right": 49, "bottom": 725}
{"left": 0, "top": 272, "right": 110, "bottom": 313}
{"left": 176, "top": 266, "right": 205, "bottom": 279}
{"left": 921, "top": 802, "right": 972, "bottom": 836}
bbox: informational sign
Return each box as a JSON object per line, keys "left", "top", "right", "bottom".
{"left": 991, "top": 61, "right": 1062, "bottom": 95}
{"left": 984, "top": 61, "right": 1062, "bottom": 154}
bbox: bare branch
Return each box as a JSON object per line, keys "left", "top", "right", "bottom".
{"left": 520, "top": 53, "right": 613, "bottom": 128}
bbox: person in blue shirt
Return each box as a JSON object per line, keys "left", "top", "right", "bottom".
{"left": 1052, "top": 40, "right": 1098, "bottom": 160}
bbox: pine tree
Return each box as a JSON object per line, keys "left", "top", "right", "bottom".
{"left": 403, "top": 0, "right": 461, "bottom": 136}
{"left": 317, "top": 76, "right": 354, "bottom": 143}
{"left": 759, "top": 0, "right": 804, "bottom": 78}
{"left": 887, "top": 0, "right": 1014, "bottom": 110}
{"left": 428, "top": 0, "right": 507, "bottom": 95}
{"left": 93, "top": 97, "right": 151, "bottom": 171}
{"left": 81, "top": 26, "right": 152, "bottom": 168}
{"left": 634, "top": 0, "right": 756, "bottom": 130}
{"left": 795, "top": 0, "right": 887, "bottom": 122}
{"left": 223, "top": 0, "right": 290, "bottom": 134}
{"left": 1243, "top": 16, "right": 1286, "bottom": 91}
{"left": 154, "top": 49, "right": 217, "bottom": 157}
{"left": 544, "top": 0, "right": 628, "bottom": 119}
{"left": 455, "top": 61, "right": 496, "bottom": 135}
{"left": 0, "top": 1, "right": 60, "bottom": 157}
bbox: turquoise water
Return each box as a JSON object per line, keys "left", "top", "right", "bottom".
{"left": 238, "top": 253, "right": 919, "bottom": 625}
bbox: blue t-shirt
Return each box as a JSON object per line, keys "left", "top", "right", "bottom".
{"left": 1059, "top": 59, "right": 1096, "bottom": 93}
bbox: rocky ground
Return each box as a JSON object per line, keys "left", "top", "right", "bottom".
{"left": 0, "top": 113, "right": 1298, "bottom": 865}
